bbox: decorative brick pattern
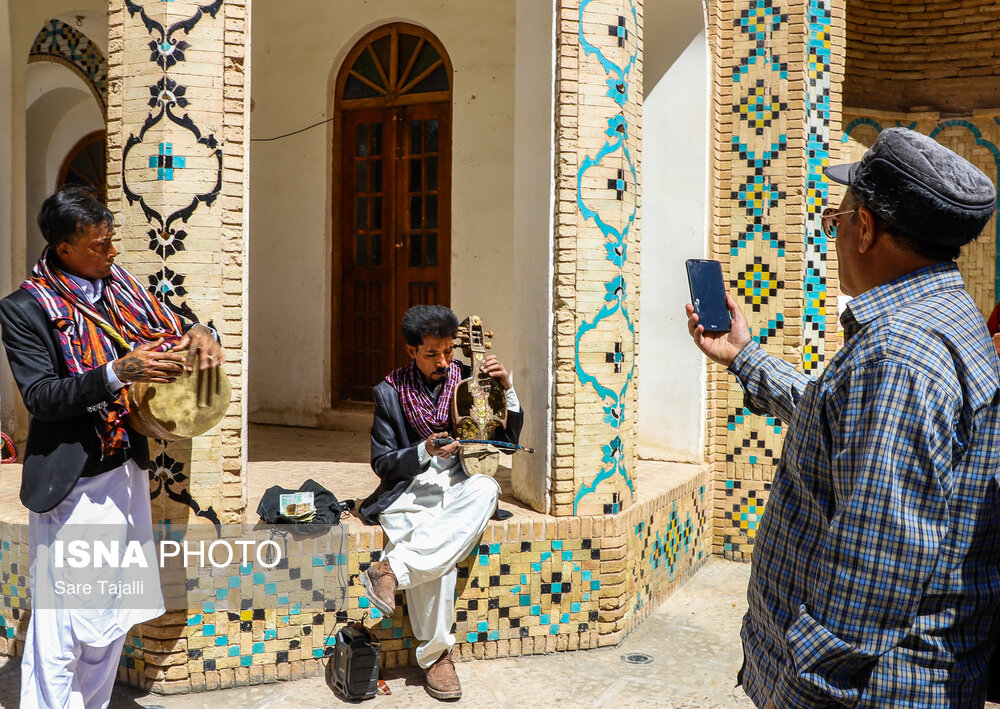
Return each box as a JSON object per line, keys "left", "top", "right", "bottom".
{"left": 0, "top": 525, "right": 28, "bottom": 659}
{"left": 707, "top": 0, "right": 847, "bottom": 559}
{"left": 627, "top": 485, "right": 708, "bottom": 623}
{"left": 841, "top": 112, "right": 1000, "bottom": 317}
{"left": 720, "top": 479, "right": 771, "bottom": 557}
{"left": 107, "top": 0, "right": 249, "bottom": 529}
{"left": 0, "top": 473, "right": 709, "bottom": 692}
{"left": 103, "top": 0, "right": 251, "bottom": 691}
{"left": 29, "top": 19, "right": 108, "bottom": 112}
{"left": 803, "top": 0, "right": 835, "bottom": 374}
{"left": 555, "top": 0, "right": 643, "bottom": 518}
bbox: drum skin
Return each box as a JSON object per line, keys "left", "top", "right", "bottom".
{"left": 126, "top": 366, "right": 231, "bottom": 441}
{"left": 459, "top": 443, "right": 500, "bottom": 477}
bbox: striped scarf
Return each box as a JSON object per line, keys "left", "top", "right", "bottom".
{"left": 385, "top": 360, "right": 461, "bottom": 439}
{"left": 22, "top": 247, "right": 184, "bottom": 455}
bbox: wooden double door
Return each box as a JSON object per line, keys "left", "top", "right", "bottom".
{"left": 339, "top": 102, "right": 451, "bottom": 401}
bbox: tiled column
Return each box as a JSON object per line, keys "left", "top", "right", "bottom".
{"left": 553, "top": 0, "right": 643, "bottom": 517}
{"left": 106, "top": 0, "right": 250, "bottom": 691}
{"left": 706, "top": 0, "right": 846, "bottom": 558}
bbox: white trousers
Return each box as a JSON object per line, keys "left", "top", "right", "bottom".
{"left": 21, "top": 459, "right": 163, "bottom": 709}
{"left": 20, "top": 624, "right": 126, "bottom": 709}
{"left": 379, "top": 466, "right": 499, "bottom": 668}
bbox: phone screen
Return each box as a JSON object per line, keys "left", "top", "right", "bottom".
{"left": 686, "top": 259, "right": 731, "bottom": 333}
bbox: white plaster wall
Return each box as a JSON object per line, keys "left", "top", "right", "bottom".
{"left": 24, "top": 62, "right": 103, "bottom": 272}
{"left": 45, "top": 83, "right": 101, "bottom": 183}
{"left": 249, "top": 2, "right": 521, "bottom": 427}
{"left": 2, "top": 1, "right": 107, "bottom": 439}
{"left": 638, "top": 1, "right": 710, "bottom": 462}
{"left": 510, "top": 0, "right": 555, "bottom": 512}
{"left": 0, "top": 0, "right": 14, "bottom": 436}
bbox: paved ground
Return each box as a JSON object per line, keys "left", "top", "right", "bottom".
{"left": 0, "top": 559, "right": 755, "bottom": 709}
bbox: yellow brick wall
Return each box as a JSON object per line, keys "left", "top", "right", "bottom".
{"left": 846, "top": 2, "right": 1000, "bottom": 113}
{"left": 107, "top": 0, "right": 249, "bottom": 524}
{"left": 105, "top": 0, "right": 251, "bottom": 691}
{"left": 706, "top": 0, "right": 846, "bottom": 559}
{"left": 841, "top": 111, "right": 1000, "bottom": 319}
{"left": 554, "top": 0, "right": 643, "bottom": 518}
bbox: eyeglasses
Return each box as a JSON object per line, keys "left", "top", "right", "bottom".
{"left": 821, "top": 208, "right": 857, "bottom": 238}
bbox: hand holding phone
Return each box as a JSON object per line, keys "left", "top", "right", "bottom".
{"left": 684, "top": 259, "right": 752, "bottom": 367}
{"left": 686, "top": 259, "right": 731, "bottom": 332}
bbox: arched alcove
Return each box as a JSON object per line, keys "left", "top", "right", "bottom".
{"left": 638, "top": 0, "right": 711, "bottom": 462}
{"left": 28, "top": 17, "right": 108, "bottom": 113}
{"left": 23, "top": 17, "right": 107, "bottom": 273}
{"left": 2, "top": 7, "right": 107, "bottom": 440}
{"left": 24, "top": 61, "right": 104, "bottom": 273}
{"left": 249, "top": 2, "right": 519, "bottom": 432}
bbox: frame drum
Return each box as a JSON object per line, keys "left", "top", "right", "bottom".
{"left": 126, "top": 365, "right": 231, "bottom": 441}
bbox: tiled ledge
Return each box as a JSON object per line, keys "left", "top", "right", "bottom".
{"left": 0, "top": 429, "right": 710, "bottom": 693}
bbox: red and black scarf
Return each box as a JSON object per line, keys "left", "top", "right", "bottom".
{"left": 385, "top": 360, "right": 461, "bottom": 439}
{"left": 22, "top": 247, "right": 184, "bottom": 455}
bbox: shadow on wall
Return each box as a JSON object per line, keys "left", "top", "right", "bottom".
{"left": 643, "top": 0, "right": 705, "bottom": 89}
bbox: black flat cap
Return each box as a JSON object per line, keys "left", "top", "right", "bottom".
{"left": 824, "top": 127, "right": 996, "bottom": 247}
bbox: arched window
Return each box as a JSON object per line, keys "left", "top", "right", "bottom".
{"left": 57, "top": 130, "right": 107, "bottom": 202}
{"left": 334, "top": 24, "right": 453, "bottom": 401}
{"left": 340, "top": 25, "right": 450, "bottom": 103}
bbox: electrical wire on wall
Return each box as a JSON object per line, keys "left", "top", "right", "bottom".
{"left": 250, "top": 117, "right": 336, "bottom": 143}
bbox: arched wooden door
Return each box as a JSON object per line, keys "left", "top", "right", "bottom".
{"left": 335, "top": 24, "right": 453, "bottom": 401}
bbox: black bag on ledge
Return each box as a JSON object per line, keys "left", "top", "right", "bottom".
{"left": 256, "top": 478, "right": 352, "bottom": 535}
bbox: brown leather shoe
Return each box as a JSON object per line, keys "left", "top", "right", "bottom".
{"left": 424, "top": 649, "right": 461, "bottom": 700}
{"left": 359, "top": 559, "right": 397, "bottom": 615}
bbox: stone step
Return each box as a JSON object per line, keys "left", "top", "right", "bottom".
{"left": 317, "top": 404, "right": 374, "bottom": 433}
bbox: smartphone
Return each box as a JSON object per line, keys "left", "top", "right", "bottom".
{"left": 685, "top": 259, "right": 731, "bottom": 333}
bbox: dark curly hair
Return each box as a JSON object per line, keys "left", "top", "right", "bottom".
{"left": 401, "top": 305, "right": 459, "bottom": 346}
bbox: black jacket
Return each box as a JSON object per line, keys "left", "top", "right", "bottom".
{"left": 0, "top": 288, "right": 150, "bottom": 513}
{"left": 359, "top": 367, "right": 524, "bottom": 524}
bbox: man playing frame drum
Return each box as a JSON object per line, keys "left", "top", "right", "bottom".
{"left": 0, "top": 186, "right": 223, "bottom": 709}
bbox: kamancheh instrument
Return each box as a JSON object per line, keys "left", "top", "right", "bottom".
{"left": 449, "top": 315, "right": 532, "bottom": 476}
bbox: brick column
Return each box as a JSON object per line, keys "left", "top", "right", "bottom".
{"left": 553, "top": 0, "right": 643, "bottom": 517}
{"left": 706, "top": 0, "right": 846, "bottom": 558}
{"left": 106, "top": 0, "right": 250, "bottom": 691}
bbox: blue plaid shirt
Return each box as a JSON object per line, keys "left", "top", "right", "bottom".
{"left": 731, "top": 263, "right": 1000, "bottom": 708}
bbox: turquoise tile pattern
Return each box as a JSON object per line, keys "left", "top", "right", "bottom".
{"left": 29, "top": 19, "right": 108, "bottom": 111}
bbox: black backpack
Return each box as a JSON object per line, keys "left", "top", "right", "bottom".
{"left": 327, "top": 623, "right": 380, "bottom": 700}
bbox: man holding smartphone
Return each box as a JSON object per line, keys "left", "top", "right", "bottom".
{"left": 687, "top": 128, "right": 1000, "bottom": 707}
